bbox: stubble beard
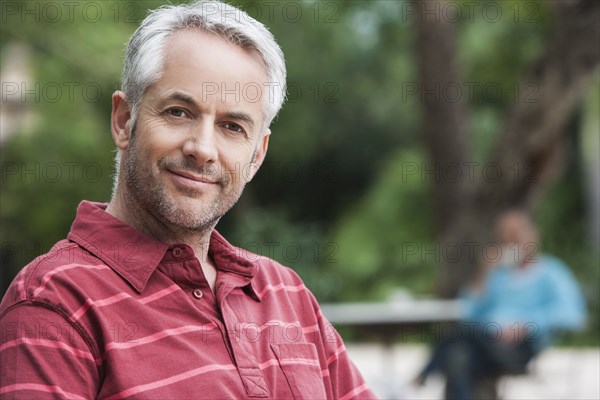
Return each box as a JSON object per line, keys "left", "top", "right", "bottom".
{"left": 123, "top": 137, "right": 247, "bottom": 235}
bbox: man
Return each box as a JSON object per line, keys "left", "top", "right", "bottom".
{"left": 416, "top": 210, "right": 586, "bottom": 399}
{"left": 0, "top": 2, "right": 375, "bottom": 399}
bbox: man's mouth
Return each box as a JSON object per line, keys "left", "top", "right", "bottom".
{"left": 167, "top": 168, "right": 220, "bottom": 190}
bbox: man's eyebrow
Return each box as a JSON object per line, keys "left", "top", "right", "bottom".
{"left": 164, "top": 92, "right": 197, "bottom": 107}
{"left": 223, "top": 111, "right": 256, "bottom": 131}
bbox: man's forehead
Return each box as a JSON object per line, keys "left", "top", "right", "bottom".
{"left": 164, "top": 29, "right": 267, "bottom": 75}
{"left": 141, "top": 31, "right": 266, "bottom": 122}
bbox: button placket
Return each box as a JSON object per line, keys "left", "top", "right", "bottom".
{"left": 220, "top": 297, "right": 269, "bottom": 397}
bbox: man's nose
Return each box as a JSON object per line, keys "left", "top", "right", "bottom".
{"left": 182, "top": 121, "right": 218, "bottom": 164}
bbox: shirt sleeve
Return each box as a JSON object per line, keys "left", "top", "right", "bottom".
{"left": 0, "top": 303, "right": 100, "bottom": 399}
{"left": 535, "top": 261, "right": 587, "bottom": 333}
{"left": 309, "top": 297, "right": 377, "bottom": 400}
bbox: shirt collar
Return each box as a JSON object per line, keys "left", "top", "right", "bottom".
{"left": 209, "top": 229, "right": 261, "bottom": 302}
{"left": 67, "top": 201, "right": 260, "bottom": 301}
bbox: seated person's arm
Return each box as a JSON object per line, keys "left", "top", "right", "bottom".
{"left": 537, "top": 259, "right": 587, "bottom": 333}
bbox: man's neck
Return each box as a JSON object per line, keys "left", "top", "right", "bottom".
{"left": 105, "top": 190, "right": 213, "bottom": 264}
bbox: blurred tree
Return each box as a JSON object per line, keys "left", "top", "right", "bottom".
{"left": 414, "top": 0, "right": 600, "bottom": 297}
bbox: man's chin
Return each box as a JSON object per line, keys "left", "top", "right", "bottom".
{"left": 160, "top": 210, "right": 220, "bottom": 232}
{"left": 157, "top": 197, "right": 223, "bottom": 228}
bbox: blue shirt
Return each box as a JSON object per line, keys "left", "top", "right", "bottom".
{"left": 461, "top": 254, "right": 586, "bottom": 350}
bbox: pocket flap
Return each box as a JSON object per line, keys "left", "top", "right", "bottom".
{"left": 271, "top": 343, "right": 328, "bottom": 399}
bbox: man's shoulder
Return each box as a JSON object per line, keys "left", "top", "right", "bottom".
{"left": 538, "top": 253, "right": 567, "bottom": 268}
{"left": 1, "top": 238, "right": 110, "bottom": 314}
{"left": 538, "top": 254, "right": 578, "bottom": 281}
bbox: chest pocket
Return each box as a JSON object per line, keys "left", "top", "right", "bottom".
{"left": 271, "top": 343, "right": 328, "bottom": 400}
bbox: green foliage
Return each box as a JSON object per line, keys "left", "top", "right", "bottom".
{"left": 329, "top": 148, "right": 435, "bottom": 301}
{"left": 1, "top": 0, "right": 597, "bottom": 345}
{"left": 535, "top": 77, "right": 600, "bottom": 346}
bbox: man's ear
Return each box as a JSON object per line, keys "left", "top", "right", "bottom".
{"left": 247, "top": 128, "right": 271, "bottom": 181}
{"left": 111, "top": 91, "right": 132, "bottom": 151}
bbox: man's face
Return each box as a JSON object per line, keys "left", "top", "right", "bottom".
{"left": 496, "top": 214, "right": 536, "bottom": 247}
{"left": 118, "top": 30, "right": 270, "bottom": 233}
{"left": 495, "top": 212, "right": 538, "bottom": 265}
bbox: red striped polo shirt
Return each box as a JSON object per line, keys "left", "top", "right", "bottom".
{"left": 0, "top": 201, "right": 375, "bottom": 399}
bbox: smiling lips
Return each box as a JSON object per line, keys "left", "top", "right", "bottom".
{"left": 168, "top": 168, "right": 219, "bottom": 190}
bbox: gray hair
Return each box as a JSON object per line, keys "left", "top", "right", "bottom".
{"left": 122, "top": 0, "right": 287, "bottom": 129}
{"left": 112, "top": 0, "right": 287, "bottom": 196}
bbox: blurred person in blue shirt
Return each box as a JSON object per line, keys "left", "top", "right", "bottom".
{"left": 416, "top": 210, "right": 586, "bottom": 399}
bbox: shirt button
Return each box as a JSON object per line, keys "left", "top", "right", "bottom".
{"left": 192, "top": 289, "right": 203, "bottom": 299}
{"left": 172, "top": 247, "right": 184, "bottom": 258}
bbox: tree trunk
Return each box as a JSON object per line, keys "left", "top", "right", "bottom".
{"left": 414, "top": 0, "right": 473, "bottom": 237}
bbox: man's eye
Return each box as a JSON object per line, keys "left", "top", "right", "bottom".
{"left": 168, "top": 108, "right": 186, "bottom": 118}
{"left": 223, "top": 123, "right": 244, "bottom": 133}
